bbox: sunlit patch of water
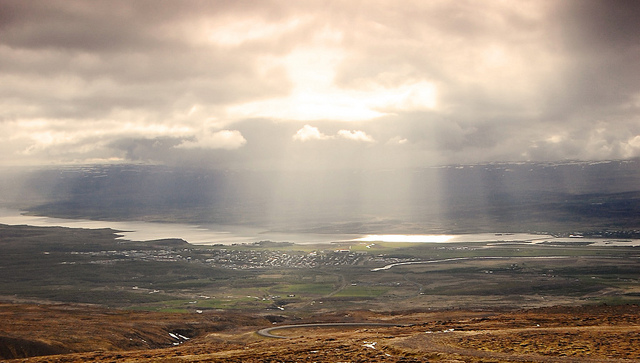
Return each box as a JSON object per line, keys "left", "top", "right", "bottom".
{"left": 353, "top": 234, "right": 454, "bottom": 243}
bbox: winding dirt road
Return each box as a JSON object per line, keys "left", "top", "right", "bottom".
{"left": 257, "top": 322, "right": 410, "bottom": 339}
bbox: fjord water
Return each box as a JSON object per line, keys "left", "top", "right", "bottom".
{"left": 3, "top": 208, "right": 639, "bottom": 247}
{"left": 0, "top": 208, "right": 354, "bottom": 245}
{"left": 0, "top": 208, "right": 559, "bottom": 245}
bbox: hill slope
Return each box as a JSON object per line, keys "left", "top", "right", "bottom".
{"left": 2, "top": 302, "right": 639, "bottom": 362}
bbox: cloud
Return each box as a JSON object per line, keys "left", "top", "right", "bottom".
{"left": 336, "top": 130, "right": 375, "bottom": 143}
{"left": 176, "top": 130, "right": 247, "bottom": 150}
{"left": 292, "top": 125, "right": 331, "bottom": 141}
{"left": 293, "top": 125, "right": 374, "bottom": 143}
{"left": 386, "top": 136, "right": 408, "bottom": 146}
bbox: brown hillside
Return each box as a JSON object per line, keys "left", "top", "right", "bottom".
{"left": 2, "top": 303, "right": 639, "bottom": 362}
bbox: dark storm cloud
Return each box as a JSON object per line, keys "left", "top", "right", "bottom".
{"left": 554, "top": 0, "right": 640, "bottom": 51}
{"left": 0, "top": 0, "right": 292, "bottom": 117}
{"left": 537, "top": 0, "right": 640, "bottom": 118}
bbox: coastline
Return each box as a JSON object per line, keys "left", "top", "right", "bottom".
{"left": 1, "top": 208, "right": 639, "bottom": 247}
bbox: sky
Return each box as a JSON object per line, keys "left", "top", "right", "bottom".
{"left": 1, "top": 0, "right": 640, "bottom": 170}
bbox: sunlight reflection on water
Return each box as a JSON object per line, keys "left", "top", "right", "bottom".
{"left": 354, "top": 234, "right": 454, "bottom": 243}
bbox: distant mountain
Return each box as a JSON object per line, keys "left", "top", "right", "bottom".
{"left": 1, "top": 159, "right": 639, "bottom": 234}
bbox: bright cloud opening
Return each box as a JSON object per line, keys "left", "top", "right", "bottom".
{"left": 227, "top": 40, "right": 437, "bottom": 122}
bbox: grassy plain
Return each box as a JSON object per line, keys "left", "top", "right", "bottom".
{"left": 1, "top": 223, "right": 639, "bottom": 313}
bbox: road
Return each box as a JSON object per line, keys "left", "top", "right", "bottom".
{"left": 371, "top": 256, "right": 572, "bottom": 271}
{"left": 257, "top": 322, "right": 410, "bottom": 339}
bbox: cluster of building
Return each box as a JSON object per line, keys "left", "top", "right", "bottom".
{"left": 203, "top": 249, "right": 369, "bottom": 269}
{"left": 66, "top": 246, "right": 419, "bottom": 270}
{"left": 68, "top": 249, "right": 188, "bottom": 264}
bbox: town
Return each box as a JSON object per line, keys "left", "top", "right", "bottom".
{"left": 67, "top": 244, "right": 420, "bottom": 270}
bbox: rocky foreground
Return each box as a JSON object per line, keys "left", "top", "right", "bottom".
{"left": 1, "top": 302, "right": 639, "bottom": 362}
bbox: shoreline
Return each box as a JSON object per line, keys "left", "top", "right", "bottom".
{"left": 1, "top": 208, "right": 639, "bottom": 247}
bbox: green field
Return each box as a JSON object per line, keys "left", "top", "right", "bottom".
{"left": 271, "top": 283, "right": 335, "bottom": 296}
{"left": 332, "top": 285, "right": 389, "bottom": 298}
{"left": 1, "top": 224, "right": 639, "bottom": 313}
